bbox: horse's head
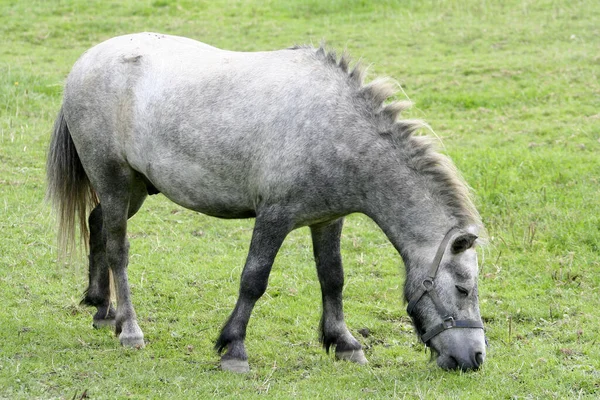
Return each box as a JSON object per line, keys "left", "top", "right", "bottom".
{"left": 406, "top": 227, "right": 486, "bottom": 371}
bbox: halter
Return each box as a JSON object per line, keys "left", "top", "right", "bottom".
{"left": 406, "top": 227, "right": 484, "bottom": 345}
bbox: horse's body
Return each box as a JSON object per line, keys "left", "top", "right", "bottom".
{"left": 47, "top": 33, "right": 486, "bottom": 372}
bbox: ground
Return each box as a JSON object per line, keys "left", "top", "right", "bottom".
{"left": 0, "top": 0, "right": 599, "bottom": 398}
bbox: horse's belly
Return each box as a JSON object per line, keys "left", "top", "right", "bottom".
{"left": 157, "top": 184, "right": 257, "bottom": 219}
{"left": 139, "top": 160, "right": 257, "bottom": 219}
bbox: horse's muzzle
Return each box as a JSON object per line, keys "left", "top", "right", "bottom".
{"left": 436, "top": 346, "right": 485, "bottom": 371}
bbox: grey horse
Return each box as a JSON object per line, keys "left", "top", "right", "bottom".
{"left": 47, "top": 33, "right": 486, "bottom": 372}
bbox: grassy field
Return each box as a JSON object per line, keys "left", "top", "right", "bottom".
{"left": 1, "top": 0, "right": 599, "bottom": 398}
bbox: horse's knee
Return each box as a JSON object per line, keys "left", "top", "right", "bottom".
{"left": 240, "top": 267, "right": 270, "bottom": 300}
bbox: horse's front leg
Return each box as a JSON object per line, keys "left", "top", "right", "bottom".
{"left": 310, "top": 219, "right": 367, "bottom": 364}
{"left": 215, "top": 209, "right": 293, "bottom": 373}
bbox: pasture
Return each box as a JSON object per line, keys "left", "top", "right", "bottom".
{"left": 1, "top": 0, "right": 599, "bottom": 398}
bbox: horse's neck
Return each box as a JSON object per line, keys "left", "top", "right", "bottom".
{"left": 361, "top": 154, "right": 455, "bottom": 273}
{"left": 368, "top": 187, "right": 450, "bottom": 300}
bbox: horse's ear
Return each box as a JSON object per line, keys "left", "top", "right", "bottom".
{"left": 451, "top": 232, "right": 478, "bottom": 254}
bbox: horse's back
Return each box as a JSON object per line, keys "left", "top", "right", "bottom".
{"left": 62, "top": 33, "right": 362, "bottom": 221}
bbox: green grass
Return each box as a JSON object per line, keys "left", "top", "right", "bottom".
{"left": 1, "top": 0, "right": 599, "bottom": 398}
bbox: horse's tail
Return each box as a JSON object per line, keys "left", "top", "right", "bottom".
{"left": 46, "top": 106, "right": 98, "bottom": 256}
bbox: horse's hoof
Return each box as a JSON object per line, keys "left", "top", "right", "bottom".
{"left": 336, "top": 349, "right": 368, "bottom": 365}
{"left": 93, "top": 318, "right": 116, "bottom": 329}
{"left": 118, "top": 320, "right": 145, "bottom": 348}
{"left": 221, "top": 358, "right": 250, "bottom": 373}
{"left": 119, "top": 333, "right": 145, "bottom": 348}
{"left": 119, "top": 328, "right": 145, "bottom": 348}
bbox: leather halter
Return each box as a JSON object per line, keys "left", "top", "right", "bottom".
{"left": 406, "top": 227, "right": 484, "bottom": 345}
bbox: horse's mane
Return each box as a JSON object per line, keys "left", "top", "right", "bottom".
{"left": 293, "top": 44, "right": 483, "bottom": 231}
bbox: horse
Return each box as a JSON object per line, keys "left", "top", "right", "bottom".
{"left": 47, "top": 32, "right": 486, "bottom": 372}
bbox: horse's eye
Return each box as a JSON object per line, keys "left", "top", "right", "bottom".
{"left": 455, "top": 285, "right": 469, "bottom": 297}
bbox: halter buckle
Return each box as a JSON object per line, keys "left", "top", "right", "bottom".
{"left": 442, "top": 316, "right": 455, "bottom": 329}
{"left": 422, "top": 279, "right": 434, "bottom": 291}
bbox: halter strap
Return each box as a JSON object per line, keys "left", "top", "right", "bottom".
{"left": 407, "top": 227, "right": 461, "bottom": 316}
{"left": 421, "top": 318, "right": 485, "bottom": 344}
{"left": 406, "top": 227, "right": 485, "bottom": 345}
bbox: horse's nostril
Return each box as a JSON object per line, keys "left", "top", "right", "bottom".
{"left": 474, "top": 352, "right": 484, "bottom": 368}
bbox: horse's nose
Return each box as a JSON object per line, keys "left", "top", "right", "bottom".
{"left": 440, "top": 349, "right": 485, "bottom": 371}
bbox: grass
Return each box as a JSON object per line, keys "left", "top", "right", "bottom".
{"left": 1, "top": 0, "right": 599, "bottom": 398}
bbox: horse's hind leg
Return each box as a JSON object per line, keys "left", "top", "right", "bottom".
{"left": 92, "top": 173, "right": 147, "bottom": 348}
{"left": 82, "top": 204, "right": 116, "bottom": 328}
{"left": 310, "top": 218, "right": 367, "bottom": 365}
{"left": 83, "top": 183, "right": 148, "bottom": 331}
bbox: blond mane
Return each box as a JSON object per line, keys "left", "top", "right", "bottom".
{"left": 303, "top": 45, "right": 483, "bottom": 231}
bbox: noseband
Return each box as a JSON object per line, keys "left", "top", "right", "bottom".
{"left": 407, "top": 227, "right": 484, "bottom": 345}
